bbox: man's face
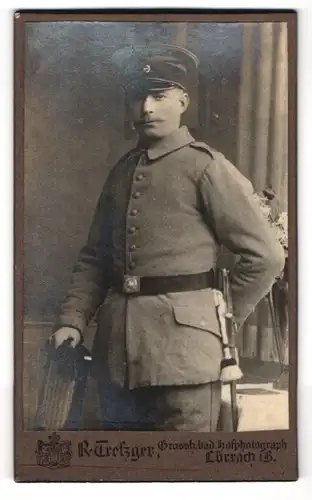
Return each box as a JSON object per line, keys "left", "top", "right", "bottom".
{"left": 127, "top": 87, "right": 189, "bottom": 139}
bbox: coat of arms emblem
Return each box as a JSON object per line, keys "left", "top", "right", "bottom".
{"left": 35, "top": 432, "right": 72, "bottom": 469}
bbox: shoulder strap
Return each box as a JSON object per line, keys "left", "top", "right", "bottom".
{"left": 119, "top": 148, "right": 138, "bottom": 163}
{"left": 189, "top": 141, "right": 217, "bottom": 159}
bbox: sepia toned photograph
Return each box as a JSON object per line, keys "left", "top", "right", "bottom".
{"left": 15, "top": 10, "right": 296, "bottom": 482}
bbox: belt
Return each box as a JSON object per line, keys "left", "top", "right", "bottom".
{"left": 111, "top": 269, "right": 216, "bottom": 295}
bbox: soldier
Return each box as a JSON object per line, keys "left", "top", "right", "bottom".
{"left": 51, "top": 44, "right": 285, "bottom": 431}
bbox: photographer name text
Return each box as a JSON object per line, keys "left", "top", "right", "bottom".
{"left": 77, "top": 437, "right": 287, "bottom": 463}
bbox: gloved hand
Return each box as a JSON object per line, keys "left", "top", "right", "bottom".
{"left": 50, "top": 326, "right": 82, "bottom": 349}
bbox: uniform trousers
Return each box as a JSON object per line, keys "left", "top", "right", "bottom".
{"left": 98, "top": 381, "right": 221, "bottom": 431}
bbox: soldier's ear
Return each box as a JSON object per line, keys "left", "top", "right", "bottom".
{"left": 179, "top": 91, "right": 190, "bottom": 114}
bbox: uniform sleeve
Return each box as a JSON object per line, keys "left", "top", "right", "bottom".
{"left": 198, "top": 153, "right": 285, "bottom": 328}
{"left": 55, "top": 172, "right": 114, "bottom": 335}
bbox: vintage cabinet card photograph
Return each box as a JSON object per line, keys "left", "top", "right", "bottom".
{"left": 14, "top": 9, "right": 297, "bottom": 482}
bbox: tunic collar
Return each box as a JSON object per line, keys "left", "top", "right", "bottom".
{"left": 137, "top": 125, "right": 195, "bottom": 160}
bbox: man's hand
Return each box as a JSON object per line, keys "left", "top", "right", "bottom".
{"left": 50, "top": 327, "right": 82, "bottom": 348}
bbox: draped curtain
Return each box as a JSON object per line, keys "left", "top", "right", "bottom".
{"left": 236, "top": 22, "right": 288, "bottom": 363}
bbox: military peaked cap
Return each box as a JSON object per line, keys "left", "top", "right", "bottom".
{"left": 112, "top": 43, "right": 199, "bottom": 94}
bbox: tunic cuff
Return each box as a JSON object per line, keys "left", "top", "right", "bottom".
{"left": 53, "top": 314, "right": 86, "bottom": 342}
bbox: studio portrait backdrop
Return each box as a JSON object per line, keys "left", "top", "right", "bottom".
{"left": 23, "top": 21, "right": 289, "bottom": 430}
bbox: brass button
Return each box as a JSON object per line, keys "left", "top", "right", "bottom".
{"left": 130, "top": 244, "right": 137, "bottom": 251}
{"left": 130, "top": 209, "right": 138, "bottom": 216}
{"left": 129, "top": 226, "right": 136, "bottom": 234}
{"left": 136, "top": 174, "right": 144, "bottom": 181}
{"left": 129, "top": 261, "right": 136, "bottom": 270}
{"left": 200, "top": 320, "right": 206, "bottom": 327}
{"left": 133, "top": 191, "right": 141, "bottom": 199}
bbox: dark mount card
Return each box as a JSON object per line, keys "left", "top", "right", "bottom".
{"left": 14, "top": 9, "right": 297, "bottom": 482}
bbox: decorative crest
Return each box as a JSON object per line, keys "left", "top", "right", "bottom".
{"left": 35, "top": 432, "right": 72, "bottom": 469}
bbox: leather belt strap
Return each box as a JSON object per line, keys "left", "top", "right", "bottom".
{"left": 111, "top": 269, "right": 216, "bottom": 295}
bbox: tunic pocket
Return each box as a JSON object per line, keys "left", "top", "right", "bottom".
{"left": 172, "top": 304, "right": 221, "bottom": 338}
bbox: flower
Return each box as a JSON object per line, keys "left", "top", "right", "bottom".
{"left": 253, "top": 189, "right": 288, "bottom": 255}
{"left": 272, "top": 211, "right": 288, "bottom": 253}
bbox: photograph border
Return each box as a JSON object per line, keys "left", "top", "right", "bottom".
{"left": 14, "top": 8, "right": 298, "bottom": 482}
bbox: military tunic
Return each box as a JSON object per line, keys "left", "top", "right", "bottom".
{"left": 57, "top": 126, "right": 285, "bottom": 390}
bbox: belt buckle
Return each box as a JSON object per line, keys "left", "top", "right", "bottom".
{"left": 123, "top": 275, "right": 141, "bottom": 294}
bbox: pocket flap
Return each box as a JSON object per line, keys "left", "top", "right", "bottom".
{"left": 173, "top": 305, "right": 221, "bottom": 337}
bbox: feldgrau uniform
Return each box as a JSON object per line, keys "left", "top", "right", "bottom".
{"left": 55, "top": 45, "right": 285, "bottom": 431}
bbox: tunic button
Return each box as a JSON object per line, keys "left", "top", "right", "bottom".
{"left": 130, "top": 244, "right": 137, "bottom": 251}
{"left": 200, "top": 320, "right": 206, "bottom": 327}
{"left": 136, "top": 174, "right": 144, "bottom": 181}
{"left": 129, "top": 226, "right": 136, "bottom": 234}
{"left": 129, "top": 261, "right": 136, "bottom": 270}
{"left": 130, "top": 209, "right": 138, "bottom": 216}
{"left": 133, "top": 191, "right": 141, "bottom": 199}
